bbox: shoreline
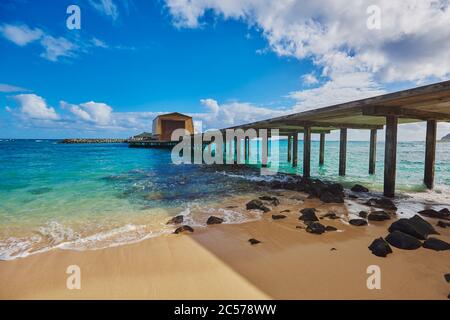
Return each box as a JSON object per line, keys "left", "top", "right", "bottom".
{"left": 1, "top": 187, "right": 449, "bottom": 300}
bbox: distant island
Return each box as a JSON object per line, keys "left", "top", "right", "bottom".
{"left": 441, "top": 133, "right": 450, "bottom": 141}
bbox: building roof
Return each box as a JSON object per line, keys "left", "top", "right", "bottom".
{"left": 154, "top": 112, "right": 192, "bottom": 119}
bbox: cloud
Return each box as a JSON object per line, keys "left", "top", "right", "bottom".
{"left": 0, "top": 24, "right": 43, "bottom": 46}
{"left": 40, "top": 36, "right": 79, "bottom": 62}
{"left": 0, "top": 83, "right": 29, "bottom": 93}
{"left": 13, "top": 94, "right": 59, "bottom": 120}
{"left": 301, "top": 73, "right": 319, "bottom": 85}
{"left": 164, "top": 0, "right": 450, "bottom": 84}
{"left": 89, "top": 0, "right": 119, "bottom": 21}
{"left": 61, "top": 101, "right": 113, "bottom": 126}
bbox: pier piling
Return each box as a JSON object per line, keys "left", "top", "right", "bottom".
{"left": 339, "top": 128, "right": 347, "bottom": 176}
{"left": 424, "top": 120, "right": 437, "bottom": 189}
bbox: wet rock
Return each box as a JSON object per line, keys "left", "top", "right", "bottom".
{"left": 445, "top": 274, "right": 450, "bottom": 283}
{"left": 388, "top": 215, "right": 438, "bottom": 240}
{"left": 322, "top": 212, "right": 339, "bottom": 219}
{"left": 272, "top": 214, "right": 287, "bottom": 220}
{"left": 349, "top": 194, "right": 359, "bottom": 199}
{"left": 166, "top": 215, "right": 184, "bottom": 225}
{"left": 306, "top": 222, "right": 326, "bottom": 235}
{"left": 207, "top": 216, "right": 224, "bottom": 225}
{"left": 248, "top": 238, "right": 261, "bottom": 245}
{"left": 365, "top": 198, "right": 397, "bottom": 210}
{"left": 437, "top": 220, "right": 450, "bottom": 228}
{"left": 351, "top": 184, "right": 369, "bottom": 192}
{"left": 359, "top": 211, "right": 369, "bottom": 219}
{"left": 368, "top": 211, "right": 391, "bottom": 221}
{"left": 418, "top": 209, "right": 450, "bottom": 220}
{"left": 299, "top": 208, "right": 319, "bottom": 222}
{"left": 174, "top": 225, "right": 194, "bottom": 234}
{"left": 325, "top": 225, "right": 337, "bottom": 232}
{"left": 259, "top": 195, "right": 280, "bottom": 206}
{"left": 422, "top": 238, "right": 450, "bottom": 251}
{"left": 320, "top": 191, "right": 344, "bottom": 203}
{"left": 246, "top": 199, "right": 270, "bottom": 212}
{"left": 280, "top": 209, "right": 291, "bottom": 213}
{"left": 349, "top": 219, "right": 368, "bottom": 226}
{"left": 369, "top": 237, "right": 393, "bottom": 257}
{"left": 385, "top": 231, "right": 422, "bottom": 250}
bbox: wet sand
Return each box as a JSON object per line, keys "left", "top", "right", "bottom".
{"left": 0, "top": 192, "right": 449, "bottom": 299}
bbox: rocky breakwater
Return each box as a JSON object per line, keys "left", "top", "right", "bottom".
{"left": 60, "top": 138, "right": 128, "bottom": 144}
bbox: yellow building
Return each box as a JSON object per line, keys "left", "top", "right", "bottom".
{"left": 152, "top": 112, "right": 194, "bottom": 141}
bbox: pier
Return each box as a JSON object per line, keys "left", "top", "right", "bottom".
{"left": 195, "top": 80, "right": 450, "bottom": 198}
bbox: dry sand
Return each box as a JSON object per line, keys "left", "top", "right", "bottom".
{"left": 0, "top": 193, "right": 449, "bottom": 300}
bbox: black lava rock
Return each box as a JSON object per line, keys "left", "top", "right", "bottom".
{"left": 166, "top": 215, "right": 184, "bottom": 225}
{"left": 174, "top": 225, "right": 194, "bottom": 234}
{"left": 437, "top": 220, "right": 450, "bottom": 228}
{"left": 359, "top": 211, "right": 369, "bottom": 218}
{"left": 369, "top": 237, "right": 393, "bottom": 257}
{"left": 272, "top": 214, "right": 287, "bottom": 220}
{"left": 349, "top": 219, "right": 368, "bottom": 226}
{"left": 299, "top": 208, "right": 319, "bottom": 222}
{"left": 368, "top": 211, "right": 391, "bottom": 221}
{"left": 206, "top": 216, "right": 224, "bottom": 225}
{"left": 444, "top": 274, "right": 450, "bottom": 283}
{"left": 422, "top": 238, "right": 450, "bottom": 251}
{"left": 325, "top": 225, "right": 337, "bottom": 232}
{"left": 320, "top": 191, "right": 344, "bottom": 203}
{"left": 388, "top": 215, "right": 438, "bottom": 240}
{"left": 365, "top": 198, "right": 397, "bottom": 210}
{"left": 385, "top": 231, "right": 422, "bottom": 250}
{"left": 246, "top": 199, "right": 270, "bottom": 212}
{"left": 248, "top": 238, "right": 261, "bottom": 245}
{"left": 321, "top": 212, "right": 339, "bottom": 219}
{"left": 418, "top": 209, "right": 450, "bottom": 220}
{"left": 351, "top": 184, "right": 369, "bottom": 192}
{"left": 306, "top": 222, "right": 326, "bottom": 234}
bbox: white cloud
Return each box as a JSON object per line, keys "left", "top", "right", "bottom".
{"left": 89, "top": 0, "right": 119, "bottom": 21}
{"left": 0, "top": 83, "right": 29, "bottom": 93}
{"left": 301, "top": 73, "right": 319, "bottom": 85}
{"left": 13, "top": 94, "right": 59, "bottom": 120}
{"left": 61, "top": 101, "right": 113, "bottom": 126}
{"left": 40, "top": 36, "right": 78, "bottom": 62}
{"left": 0, "top": 24, "right": 43, "bottom": 46}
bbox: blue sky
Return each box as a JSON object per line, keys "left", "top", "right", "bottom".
{"left": 1, "top": 0, "right": 450, "bottom": 139}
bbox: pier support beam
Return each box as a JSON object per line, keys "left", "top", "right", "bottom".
{"left": 424, "top": 120, "right": 437, "bottom": 189}
{"left": 261, "top": 132, "right": 268, "bottom": 167}
{"left": 384, "top": 116, "right": 398, "bottom": 198}
{"left": 369, "top": 129, "right": 377, "bottom": 175}
{"left": 287, "top": 135, "right": 292, "bottom": 163}
{"left": 303, "top": 127, "right": 311, "bottom": 177}
{"left": 339, "top": 128, "right": 347, "bottom": 176}
{"left": 292, "top": 133, "right": 298, "bottom": 167}
{"left": 319, "top": 133, "right": 325, "bottom": 166}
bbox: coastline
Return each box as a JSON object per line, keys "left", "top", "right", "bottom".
{"left": 1, "top": 189, "right": 449, "bottom": 300}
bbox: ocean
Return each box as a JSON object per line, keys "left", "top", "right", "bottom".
{"left": 0, "top": 139, "right": 449, "bottom": 260}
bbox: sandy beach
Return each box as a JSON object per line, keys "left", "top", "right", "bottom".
{"left": 1, "top": 190, "right": 449, "bottom": 300}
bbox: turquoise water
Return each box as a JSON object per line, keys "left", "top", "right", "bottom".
{"left": 0, "top": 139, "right": 449, "bottom": 259}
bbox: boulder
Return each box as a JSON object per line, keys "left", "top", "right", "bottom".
{"left": 248, "top": 238, "right": 261, "bottom": 245}
{"left": 206, "top": 216, "right": 224, "bottom": 225}
{"left": 368, "top": 211, "right": 391, "bottom": 221}
{"left": 422, "top": 238, "right": 450, "bottom": 251}
{"left": 359, "top": 211, "right": 369, "bottom": 218}
{"left": 306, "top": 222, "right": 326, "bottom": 235}
{"left": 368, "top": 237, "right": 393, "bottom": 257}
{"left": 166, "top": 215, "right": 184, "bottom": 225}
{"left": 385, "top": 231, "right": 422, "bottom": 250}
{"left": 418, "top": 209, "right": 450, "bottom": 220}
{"left": 299, "top": 208, "right": 319, "bottom": 222}
{"left": 320, "top": 191, "right": 344, "bottom": 203}
{"left": 365, "top": 198, "right": 397, "bottom": 210}
{"left": 174, "top": 225, "right": 194, "bottom": 234}
{"left": 259, "top": 195, "right": 280, "bottom": 206}
{"left": 388, "top": 215, "right": 438, "bottom": 240}
{"left": 272, "top": 214, "right": 287, "bottom": 220}
{"left": 349, "top": 219, "right": 368, "bottom": 226}
{"left": 437, "top": 220, "right": 450, "bottom": 228}
{"left": 246, "top": 199, "right": 270, "bottom": 212}
{"left": 325, "top": 225, "right": 337, "bottom": 232}
{"left": 351, "top": 184, "right": 369, "bottom": 192}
